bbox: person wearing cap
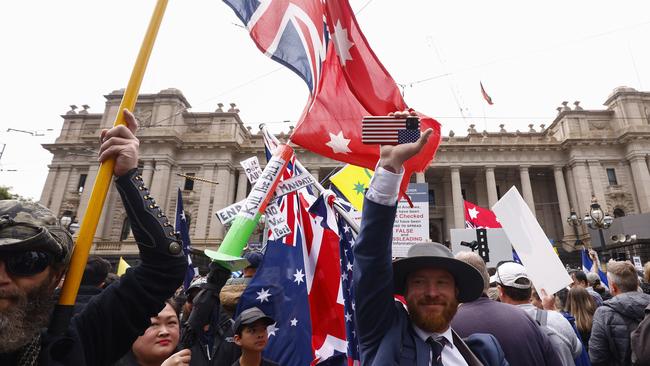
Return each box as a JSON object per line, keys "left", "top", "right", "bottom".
{"left": 353, "top": 123, "right": 508, "bottom": 366}
{"left": 493, "top": 262, "right": 582, "bottom": 366}
{"left": 0, "top": 109, "right": 187, "bottom": 365}
{"left": 232, "top": 307, "right": 278, "bottom": 366}
{"left": 451, "top": 252, "right": 562, "bottom": 366}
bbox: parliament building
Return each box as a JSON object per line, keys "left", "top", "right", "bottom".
{"left": 39, "top": 87, "right": 650, "bottom": 267}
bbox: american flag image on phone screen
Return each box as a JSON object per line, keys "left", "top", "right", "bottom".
{"left": 361, "top": 116, "right": 421, "bottom": 145}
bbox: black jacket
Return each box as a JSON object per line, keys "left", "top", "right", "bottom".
{"left": 72, "top": 285, "right": 103, "bottom": 316}
{"left": 589, "top": 291, "right": 650, "bottom": 366}
{"left": 1, "top": 169, "right": 187, "bottom": 365}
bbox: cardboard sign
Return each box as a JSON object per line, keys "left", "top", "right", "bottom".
{"left": 633, "top": 256, "right": 643, "bottom": 270}
{"left": 275, "top": 171, "right": 315, "bottom": 197}
{"left": 239, "top": 157, "right": 286, "bottom": 219}
{"left": 216, "top": 199, "right": 246, "bottom": 225}
{"left": 492, "top": 187, "right": 572, "bottom": 295}
{"left": 240, "top": 156, "right": 263, "bottom": 184}
{"left": 265, "top": 202, "right": 291, "bottom": 240}
{"left": 450, "top": 228, "right": 513, "bottom": 267}
{"left": 392, "top": 183, "right": 430, "bottom": 258}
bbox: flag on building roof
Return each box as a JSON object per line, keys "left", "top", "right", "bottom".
{"left": 329, "top": 165, "right": 373, "bottom": 212}
{"left": 175, "top": 188, "right": 199, "bottom": 290}
{"left": 480, "top": 81, "right": 494, "bottom": 105}
{"left": 464, "top": 200, "right": 501, "bottom": 229}
{"left": 224, "top": 0, "right": 441, "bottom": 195}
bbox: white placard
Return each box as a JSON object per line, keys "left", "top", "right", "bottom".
{"left": 492, "top": 187, "right": 572, "bottom": 295}
{"left": 633, "top": 256, "right": 643, "bottom": 270}
{"left": 392, "top": 183, "right": 430, "bottom": 257}
{"left": 275, "top": 171, "right": 315, "bottom": 197}
{"left": 215, "top": 199, "right": 246, "bottom": 224}
{"left": 240, "top": 156, "right": 263, "bottom": 184}
{"left": 265, "top": 202, "right": 291, "bottom": 240}
{"left": 239, "top": 157, "right": 286, "bottom": 219}
{"left": 450, "top": 228, "right": 513, "bottom": 267}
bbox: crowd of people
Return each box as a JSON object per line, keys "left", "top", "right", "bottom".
{"left": 1, "top": 110, "right": 650, "bottom": 365}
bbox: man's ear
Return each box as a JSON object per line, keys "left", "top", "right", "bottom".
{"left": 234, "top": 334, "right": 242, "bottom": 346}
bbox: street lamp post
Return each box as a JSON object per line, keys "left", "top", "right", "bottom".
{"left": 582, "top": 196, "right": 614, "bottom": 249}
{"left": 566, "top": 208, "right": 583, "bottom": 248}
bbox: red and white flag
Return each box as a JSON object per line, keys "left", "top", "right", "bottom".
{"left": 464, "top": 200, "right": 501, "bottom": 228}
{"left": 480, "top": 81, "right": 494, "bottom": 105}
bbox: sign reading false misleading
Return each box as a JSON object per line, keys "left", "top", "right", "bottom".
{"left": 392, "top": 183, "right": 429, "bottom": 256}
{"left": 240, "top": 156, "right": 263, "bottom": 184}
{"left": 492, "top": 187, "right": 572, "bottom": 295}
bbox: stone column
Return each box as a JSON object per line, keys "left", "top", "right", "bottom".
{"left": 195, "top": 164, "right": 216, "bottom": 239}
{"left": 39, "top": 166, "right": 58, "bottom": 207}
{"left": 519, "top": 166, "right": 536, "bottom": 216}
{"left": 416, "top": 172, "right": 426, "bottom": 183}
{"left": 628, "top": 155, "right": 650, "bottom": 213}
{"left": 49, "top": 166, "right": 71, "bottom": 217}
{"left": 77, "top": 164, "right": 100, "bottom": 227}
{"left": 450, "top": 166, "right": 464, "bottom": 229}
{"left": 485, "top": 165, "right": 498, "bottom": 208}
{"left": 141, "top": 159, "right": 155, "bottom": 188}
{"left": 565, "top": 167, "right": 580, "bottom": 215}
{"left": 235, "top": 169, "right": 249, "bottom": 201}
{"left": 96, "top": 183, "right": 118, "bottom": 240}
{"left": 553, "top": 166, "right": 573, "bottom": 239}
{"left": 587, "top": 160, "right": 606, "bottom": 206}
{"left": 208, "top": 165, "right": 233, "bottom": 241}
{"left": 228, "top": 170, "right": 237, "bottom": 204}
{"left": 442, "top": 178, "right": 453, "bottom": 242}
{"left": 571, "top": 161, "right": 593, "bottom": 218}
{"left": 149, "top": 160, "right": 172, "bottom": 212}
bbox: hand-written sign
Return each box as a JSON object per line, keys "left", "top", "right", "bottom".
{"left": 216, "top": 199, "right": 246, "bottom": 225}
{"left": 275, "top": 172, "right": 315, "bottom": 197}
{"left": 265, "top": 202, "right": 291, "bottom": 240}
{"left": 240, "top": 156, "right": 263, "bottom": 184}
{"left": 239, "top": 157, "right": 285, "bottom": 220}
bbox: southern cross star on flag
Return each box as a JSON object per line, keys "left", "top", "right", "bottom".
{"left": 224, "top": 0, "right": 441, "bottom": 195}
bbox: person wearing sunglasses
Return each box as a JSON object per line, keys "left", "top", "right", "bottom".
{"left": 0, "top": 109, "right": 187, "bottom": 366}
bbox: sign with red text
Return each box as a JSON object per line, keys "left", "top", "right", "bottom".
{"left": 392, "top": 183, "right": 429, "bottom": 257}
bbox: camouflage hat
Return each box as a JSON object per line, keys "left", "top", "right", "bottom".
{"left": 0, "top": 200, "right": 74, "bottom": 264}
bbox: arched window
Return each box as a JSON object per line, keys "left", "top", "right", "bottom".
{"left": 613, "top": 208, "right": 625, "bottom": 218}
{"left": 120, "top": 217, "right": 131, "bottom": 241}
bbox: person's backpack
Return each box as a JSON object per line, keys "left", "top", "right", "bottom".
{"left": 605, "top": 304, "right": 645, "bottom": 366}
{"left": 630, "top": 305, "right": 650, "bottom": 365}
{"left": 534, "top": 309, "right": 576, "bottom": 366}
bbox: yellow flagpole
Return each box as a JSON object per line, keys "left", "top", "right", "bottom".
{"left": 49, "top": 0, "right": 169, "bottom": 335}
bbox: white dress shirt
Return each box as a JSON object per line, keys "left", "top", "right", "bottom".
{"left": 413, "top": 325, "right": 469, "bottom": 366}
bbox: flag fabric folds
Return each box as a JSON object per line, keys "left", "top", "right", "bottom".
{"left": 328, "top": 165, "right": 373, "bottom": 211}
{"left": 116, "top": 256, "right": 130, "bottom": 276}
{"left": 464, "top": 200, "right": 501, "bottom": 229}
{"left": 581, "top": 249, "right": 609, "bottom": 288}
{"left": 224, "top": 0, "right": 441, "bottom": 194}
{"left": 175, "top": 188, "right": 198, "bottom": 290}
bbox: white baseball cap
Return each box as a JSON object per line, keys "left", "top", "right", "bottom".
{"left": 490, "top": 262, "right": 532, "bottom": 289}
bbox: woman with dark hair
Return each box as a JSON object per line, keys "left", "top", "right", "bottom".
{"left": 114, "top": 299, "right": 191, "bottom": 366}
{"left": 565, "top": 287, "right": 597, "bottom": 350}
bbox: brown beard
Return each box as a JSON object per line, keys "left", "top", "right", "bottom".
{"left": 0, "top": 280, "right": 57, "bottom": 353}
{"left": 406, "top": 295, "right": 459, "bottom": 333}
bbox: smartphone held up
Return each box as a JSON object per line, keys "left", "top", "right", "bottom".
{"left": 361, "top": 115, "right": 421, "bottom": 145}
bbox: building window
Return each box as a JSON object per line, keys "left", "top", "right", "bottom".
{"left": 496, "top": 185, "right": 502, "bottom": 199}
{"left": 461, "top": 189, "right": 466, "bottom": 200}
{"left": 183, "top": 173, "right": 195, "bottom": 191}
{"left": 120, "top": 217, "right": 131, "bottom": 241}
{"left": 77, "top": 174, "right": 87, "bottom": 194}
{"left": 606, "top": 168, "right": 618, "bottom": 186}
{"left": 613, "top": 208, "right": 625, "bottom": 218}
{"left": 428, "top": 189, "right": 435, "bottom": 206}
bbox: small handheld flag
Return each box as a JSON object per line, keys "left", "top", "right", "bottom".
{"left": 361, "top": 116, "right": 421, "bottom": 145}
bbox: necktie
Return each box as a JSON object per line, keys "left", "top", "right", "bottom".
{"left": 426, "top": 336, "right": 445, "bottom": 366}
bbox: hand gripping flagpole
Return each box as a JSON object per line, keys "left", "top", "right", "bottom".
{"left": 48, "top": 0, "right": 169, "bottom": 336}
{"left": 205, "top": 144, "right": 294, "bottom": 270}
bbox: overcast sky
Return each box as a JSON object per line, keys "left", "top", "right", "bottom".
{"left": 1, "top": 0, "right": 649, "bottom": 201}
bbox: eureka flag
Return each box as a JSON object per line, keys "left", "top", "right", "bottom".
{"left": 329, "top": 165, "right": 373, "bottom": 211}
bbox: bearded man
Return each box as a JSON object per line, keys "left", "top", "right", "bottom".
{"left": 0, "top": 109, "right": 186, "bottom": 365}
{"left": 353, "top": 115, "right": 508, "bottom": 366}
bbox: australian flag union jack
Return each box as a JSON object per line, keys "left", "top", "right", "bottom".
{"left": 223, "top": 0, "right": 327, "bottom": 93}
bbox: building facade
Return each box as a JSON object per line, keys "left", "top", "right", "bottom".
{"left": 40, "top": 87, "right": 650, "bottom": 266}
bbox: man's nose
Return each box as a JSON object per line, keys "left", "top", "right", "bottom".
{"left": 0, "top": 260, "right": 11, "bottom": 285}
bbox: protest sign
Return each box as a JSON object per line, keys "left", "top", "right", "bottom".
{"left": 240, "top": 156, "right": 263, "bottom": 184}
{"left": 492, "top": 187, "right": 572, "bottom": 295}
{"left": 450, "top": 228, "right": 513, "bottom": 267}
{"left": 392, "top": 183, "right": 429, "bottom": 257}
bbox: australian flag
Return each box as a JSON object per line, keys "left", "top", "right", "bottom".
{"left": 175, "top": 188, "right": 198, "bottom": 290}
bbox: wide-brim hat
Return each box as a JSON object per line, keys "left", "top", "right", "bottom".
{"left": 393, "top": 243, "right": 484, "bottom": 303}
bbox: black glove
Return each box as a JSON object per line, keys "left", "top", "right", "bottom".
{"left": 205, "top": 261, "right": 232, "bottom": 290}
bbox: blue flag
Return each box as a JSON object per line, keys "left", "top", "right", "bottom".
{"left": 236, "top": 194, "right": 313, "bottom": 365}
{"left": 175, "top": 188, "right": 197, "bottom": 291}
{"left": 581, "top": 249, "right": 609, "bottom": 288}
